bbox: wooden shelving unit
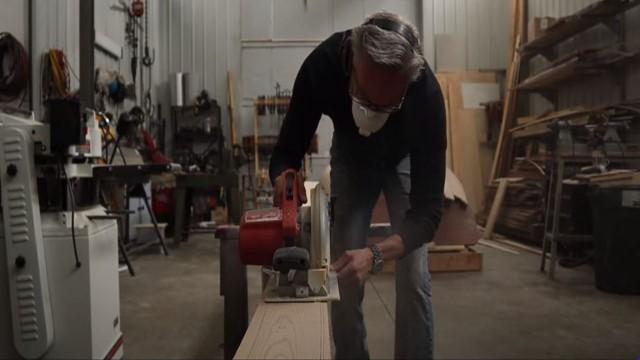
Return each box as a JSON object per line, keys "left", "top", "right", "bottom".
{"left": 518, "top": 47, "right": 638, "bottom": 91}
{"left": 487, "top": 0, "right": 640, "bottom": 275}
{"left": 519, "top": 0, "right": 640, "bottom": 60}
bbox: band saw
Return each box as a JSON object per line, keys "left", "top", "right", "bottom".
{"left": 239, "top": 170, "right": 339, "bottom": 302}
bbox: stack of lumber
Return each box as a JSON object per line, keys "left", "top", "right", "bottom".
{"left": 576, "top": 170, "right": 640, "bottom": 187}
{"left": 481, "top": 180, "right": 545, "bottom": 243}
{"left": 518, "top": 46, "right": 638, "bottom": 91}
{"left": 510, "top": 107, "right": 592, "bottom": 139}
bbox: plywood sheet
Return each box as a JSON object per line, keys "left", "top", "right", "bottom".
{"left": 432, "top": 202, "right": 483, "bottom": 246}
{"left": 234, "top": 302, "right": 331, "bottom": 360}
{"left": 437, "top": 72, "right": 497, "bottom": 213}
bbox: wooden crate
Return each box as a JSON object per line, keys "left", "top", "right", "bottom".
{"left": 380, "top": 246, "right": 483, "bottom": 274}
{"left": 429, "top": 246, "right": 483, "bottom": 273}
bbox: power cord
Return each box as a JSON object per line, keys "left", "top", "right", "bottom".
{"left": 58, "top": 161, "right": 82, "bottom": 269}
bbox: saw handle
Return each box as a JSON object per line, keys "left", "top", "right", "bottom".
{"left": 280, "top": 169, "right": 299, "bottom": 246}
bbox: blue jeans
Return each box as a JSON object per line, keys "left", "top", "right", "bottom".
{"left": 330, "top": 156, "right": 434, "bottom": 360}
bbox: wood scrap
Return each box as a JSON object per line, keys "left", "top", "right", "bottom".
{"left": 484, "top": 178, "right": 516, "bottom": 240}
{"left": 480, "top": 179, "right": 545, "bottom": 243}
{"left": 478, "top": 239, "right": 521, "bottom": 255}
{"left": 489, "top": 36, "right": 522, "bottom": 183}
{"left": 583, "top": 171, "right": 640, "bottom": 187}
{"left": 492, "top": 237, "right": 544, "bottom": 256}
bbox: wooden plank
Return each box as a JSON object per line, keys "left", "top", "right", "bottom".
{"left": 509, "top": 107, "right": 591, "bottom": 132}
{"left": 436, "top": 72, "right": 497, "bottom": 213}
{"left": 428, "top": 248, "right": 483, "bottom": 273}
{"left": 234, "top": 302, "right": 331, "bottom": 360}
{"left": 227, "top": 71, "right": 238, "bottom": 146}
{"left": 483, "top": 178, "right": 509, "bottom": 240}
{"left": 478, "top": 239, "right": 521, "bottom": 255}
{"left": 492, "top": 35, "right": 524, "bottom": 181}
{"left": 493, "top": 237, "right": 544, "bottom": 256}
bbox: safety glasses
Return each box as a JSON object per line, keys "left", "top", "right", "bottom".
{"left": 349, "top": 73, "right": 406, "bottom": 114}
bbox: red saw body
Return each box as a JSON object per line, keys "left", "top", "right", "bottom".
{"left": 239, "top": 169, "right": 300, "bottom": 266}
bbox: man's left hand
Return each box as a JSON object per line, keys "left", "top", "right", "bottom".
{"left": 331, "top": 248, "right": 373, "bottom": 285}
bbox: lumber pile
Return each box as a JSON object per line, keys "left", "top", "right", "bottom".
{"left": 481, "top": 179, "right": 545, "bottom": 243}
{"left": 518, "top": 46, "right": 638, "bottom": 91}
{"left": 484, "top": 102, "right": 640, "bottom": 243}
{"left": 576, "top": 170, "right": 640, "bottom": 187}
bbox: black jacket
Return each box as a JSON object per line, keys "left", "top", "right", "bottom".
{"left": 269, "top": 30, "right": 446, "bottom": 253}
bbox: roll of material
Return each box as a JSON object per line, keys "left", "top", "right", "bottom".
{"left": 89, "top": 128, "right": 102, "bottom": 158}
{"left": 183, "top": 72, "right": 202, "bottom": 106}
{"left": 170, "top": 72, "right": 184, "bottom": 106}
{"left": 170, "top": 72, "right": 201, "bottom": 107}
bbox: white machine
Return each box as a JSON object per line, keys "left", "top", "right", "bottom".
{"left": 0, "top": 107, "right": 123, "bottom": 359}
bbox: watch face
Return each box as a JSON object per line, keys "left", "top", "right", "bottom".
{"left": 372, "top": 260, "right": 384, "bottom": 274}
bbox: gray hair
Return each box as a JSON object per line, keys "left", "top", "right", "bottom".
{"left": 352, "top": 12, "right": 425, "bottom": 81}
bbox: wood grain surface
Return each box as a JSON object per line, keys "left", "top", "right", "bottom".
{"left": 234, "top": 302, "right": 331, "bottom": 359}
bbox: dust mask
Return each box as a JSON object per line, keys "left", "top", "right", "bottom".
{"left": 351, "top": 101, "right": 390, "bottom": 137}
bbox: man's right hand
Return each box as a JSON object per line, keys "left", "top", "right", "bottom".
{"left": 273, "top": 171, "right": 307, "bottom": 207}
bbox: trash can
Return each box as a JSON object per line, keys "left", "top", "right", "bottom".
{"left": 590, "top": 186, "right": 640, "bottom": 294}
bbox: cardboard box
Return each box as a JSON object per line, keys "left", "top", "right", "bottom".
{"left": 528, "top": 17, "right": 557, "bottom": 41}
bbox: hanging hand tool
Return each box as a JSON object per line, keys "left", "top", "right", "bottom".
{"left": 111, "top": 1, "right": 143, "bottom": 87}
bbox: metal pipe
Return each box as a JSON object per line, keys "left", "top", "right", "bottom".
{"left": 79, "top": 0, "right": 95, "bottom": 109}
{"left": 28, "top": 0, "right": 34, "bottom": 110}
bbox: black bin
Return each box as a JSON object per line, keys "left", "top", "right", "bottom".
{"left": 590, "top": 186, "right": 640, "bottom": 295}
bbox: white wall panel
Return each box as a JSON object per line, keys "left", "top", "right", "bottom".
{"left": 364, "top": 0, "right": 419, "bottom": 25}
{"left": 273, "top": 0, "right": 332, "bottom": 40}
{"left": 422, "top": 0, "right": 436, "bottom": 66}
{"left": 332, "top": 0, "right": 366, "bottom": 31}
{"left": 241, "top": 0, "right": 273, "bottom": 39}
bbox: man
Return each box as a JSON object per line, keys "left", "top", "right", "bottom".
{"left": 269, "top": 11, "right": 446, "bottom": 360}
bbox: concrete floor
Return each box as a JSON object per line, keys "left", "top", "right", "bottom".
{"left": 120, "top": 234, "right": 640, "bottom": 359}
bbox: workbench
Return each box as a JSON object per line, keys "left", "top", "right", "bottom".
{"left": 173, "top": 172, "right": 241, "bottom": 245}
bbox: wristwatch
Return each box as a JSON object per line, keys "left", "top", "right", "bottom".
{"left": 368, "top": 244, "right": 384, "bottom": 274}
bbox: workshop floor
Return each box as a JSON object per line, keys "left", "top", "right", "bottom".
{"left": 119, "top": 234, "right": 640, "bottom": 360}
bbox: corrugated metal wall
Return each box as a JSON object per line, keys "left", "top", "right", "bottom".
{"left": 31, "top": 0, "right": 81, "bottom": 120}
{"left": 158, "top": 0, "right": 513, "bottom": 147}
{"left": 423, "top": 0, "right": 511, "bottom": 71}
{"left": 1, "top": 0, "right": 163, "bottom": 120}
{"left": 162, "top": 0, "right": 232, "bottom": 103}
